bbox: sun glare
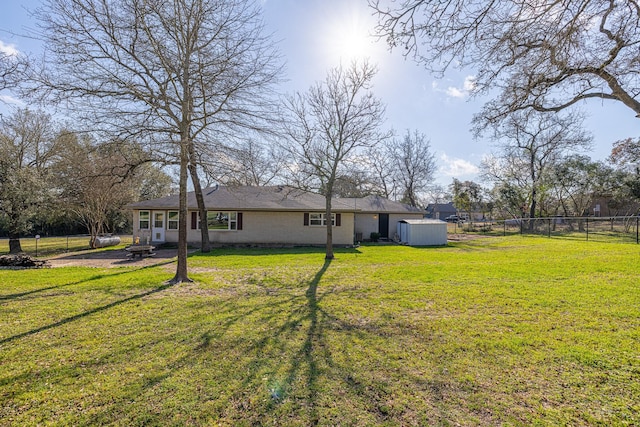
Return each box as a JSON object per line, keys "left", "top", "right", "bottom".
{"left": 323, "top": 6, "right": 377, "bottom": 63}
{"left": 340, "top": 29, "right": 372, "bottom": 60}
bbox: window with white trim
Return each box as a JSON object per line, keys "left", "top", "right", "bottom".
{"left": 139, "top": 211, "right": 150, "bottom": 229}
{"left": 207, "top": 211, "right": 238, "bottom": 230}
{"left": 167, "top": 211, "right": 179, "bottom": 230}
{"left": 309, "top": 212, "right": 335, "bottom": 226}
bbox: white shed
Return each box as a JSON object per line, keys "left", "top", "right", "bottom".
{"left": 397, "top": 219, "right": 448, "bottom": 246}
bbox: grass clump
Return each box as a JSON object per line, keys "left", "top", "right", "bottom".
{"left": 0, "top": 236, "right": 638, "bottom": 426}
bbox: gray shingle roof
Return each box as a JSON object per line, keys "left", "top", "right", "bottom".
{"left": 127, "top": 185, "right": 356, "bottom": 212}
{"left": 339, "top": 195, "right": 424, "bottom": 214}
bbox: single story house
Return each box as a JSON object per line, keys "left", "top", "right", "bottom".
{"left": 127, "top": 185, "right": 358, "bottom": 246}
{"left": 339, "top": 195, "right": 425, "bottom": 241}
{"left": 127, "top": 186, "right": 428, "bottom": 246}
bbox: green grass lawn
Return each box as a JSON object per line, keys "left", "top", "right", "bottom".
{"left": 1, "top": 237, "right": 638, "bottom": 426}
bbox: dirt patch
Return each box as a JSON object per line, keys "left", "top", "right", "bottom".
{"left": 47, "top": 248, "right": 180, "bottom": 268}
{"left": 447, "top": 233, "right": 494, "bottom": 242}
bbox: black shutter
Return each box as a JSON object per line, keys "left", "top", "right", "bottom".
{"left": 237, "top": 212, "right": 243, "bottom": 230}
{"left": 303, "top": 212, "right": 309, "bottom": 226}
{"left": 336, "top": 213, "right": 341, "bottom": 226}
{"left": 191, "top": 212, "right": 197, "bottom": 229}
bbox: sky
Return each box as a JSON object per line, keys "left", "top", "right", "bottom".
{"left": 1, "top": 0, "right": 638, "bottom": 189}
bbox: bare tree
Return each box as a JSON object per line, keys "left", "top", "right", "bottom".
{"left": 281, "top": 61, "right": 389, "bottom": 259}
{"left": 0, "top": 108, "right": 60, "bottom": 253}
{"left": 365, "top": 145, "right": 397, "bottom": 199}
{"left": 34, "top": 0, "right": 282, "bottom": 283}
{"left": 371, "top": 0, "right": 640, "bottom": 121}
{"left": 424, "top": 184, "right": 450, "bottom": 206}
{"left": 387, "top": 129, "right": 436, "bottom": 207}
{"left": 1, "top": 48, "right": 29, "bottom": 95}
{"left": 329, "top": 169, "right": 379, "bottom": 198}
{"left": 201, "top": 138, "right": 282, "bottom": 186}
{"left": 481, "top": 110, "right": 592, "bottom": 220}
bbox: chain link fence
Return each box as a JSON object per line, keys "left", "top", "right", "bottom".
{"left": 448, "top": 216, "right": 640, "bottom": 244}
{"left": 0, "top": 235, "right": 134, "bottom": 257}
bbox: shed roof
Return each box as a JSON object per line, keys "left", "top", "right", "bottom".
{"left": 127, "top": 185, "right": 356, "bottom": 212}
{"left": 399, "top": 219, "right": 446, "bottom": 225}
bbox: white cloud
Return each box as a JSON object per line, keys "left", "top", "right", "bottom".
{"left": 0, "top": 40, "right": 19, "bottom": 57}
{"left": 434, "top": 75, "right": 477, "bottom": 99}
{"left": 463, "top": 75, "right": 477, "bottom": 92}
{"left": 445, "top": 86, "right": 465, "bottom": 98}
{"left": 439, "top": 153, "right": 479, "bottom": 177}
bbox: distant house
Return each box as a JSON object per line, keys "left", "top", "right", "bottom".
{"left": 127, "top": 186, "right": 356, "bottom": 246}
{"left": 589, "top": 196, "right": 639, "bottom": 217}
{"left": 127, "top": 186, "right": 424, "bottom": 246}
{"left": 339, "top": 195, "right": 424, "bottom": 241}
{"left": 425, "top": 202, "right": 457, "bottom": 220}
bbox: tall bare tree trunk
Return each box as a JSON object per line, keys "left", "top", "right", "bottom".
{"left": 325, "top": 192, "right": 334, "bottom": 260}
{"left": 171, "top": 139, "right": 192, "bottom": 284}
{"left": 188, "top": 145, "right": 211, "bottom": 253}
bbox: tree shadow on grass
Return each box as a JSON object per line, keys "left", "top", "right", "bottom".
{"left": 0, "top": 255, "right": 469, "bottom": 425}
{"left": 183, "top": 257, "right": 412, "bottom": 424}
{"left": 0, "top": 274, "right": 173, "bottom": 347}
{"left": 0, "top": 262, "right": 171, "bottom": 303}
{"left": 178, "top": 259, "right": 334, "bottom": 424}
{"left": 279, "top": 258, "right": 331, "bottom": 424}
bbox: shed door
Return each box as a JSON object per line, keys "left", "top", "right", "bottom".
{"left": 378, "top": 214, "right": 389, "bottom": 238}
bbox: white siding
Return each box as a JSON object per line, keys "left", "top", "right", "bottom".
{"left": 354, "top": 212, "right": 424, "bottom": 240}
{"left": 133, "top": 210, "right": 354, "bottom": 246}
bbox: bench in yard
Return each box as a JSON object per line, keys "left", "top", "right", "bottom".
{"left": 125, "top": 245, "right": 156, "bottom": 259}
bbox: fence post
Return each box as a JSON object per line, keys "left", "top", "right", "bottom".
{"left": 548, "top": 218, "right": 551, "bottom": 238}
{"left": 637, "top": 216, "right": 639, "bottom": 244}
{"left": 586, "top": 217, "right": 589, "bottom": 241}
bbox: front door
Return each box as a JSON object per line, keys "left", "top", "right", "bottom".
{"left": 152, "top": 211, "right": 165, "bottom": 242}
{"left": 378, "top": 214, "right": 389, "bottom": 239}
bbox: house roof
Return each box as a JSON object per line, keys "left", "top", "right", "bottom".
{"left": 127, "top": 185, "right": 356, "bottom": 212}
{"left": 425, "top": 202, "right": 456, "bottom": 211}
{"left": 339, "top": 195, "right": 424, "bottom": 214}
